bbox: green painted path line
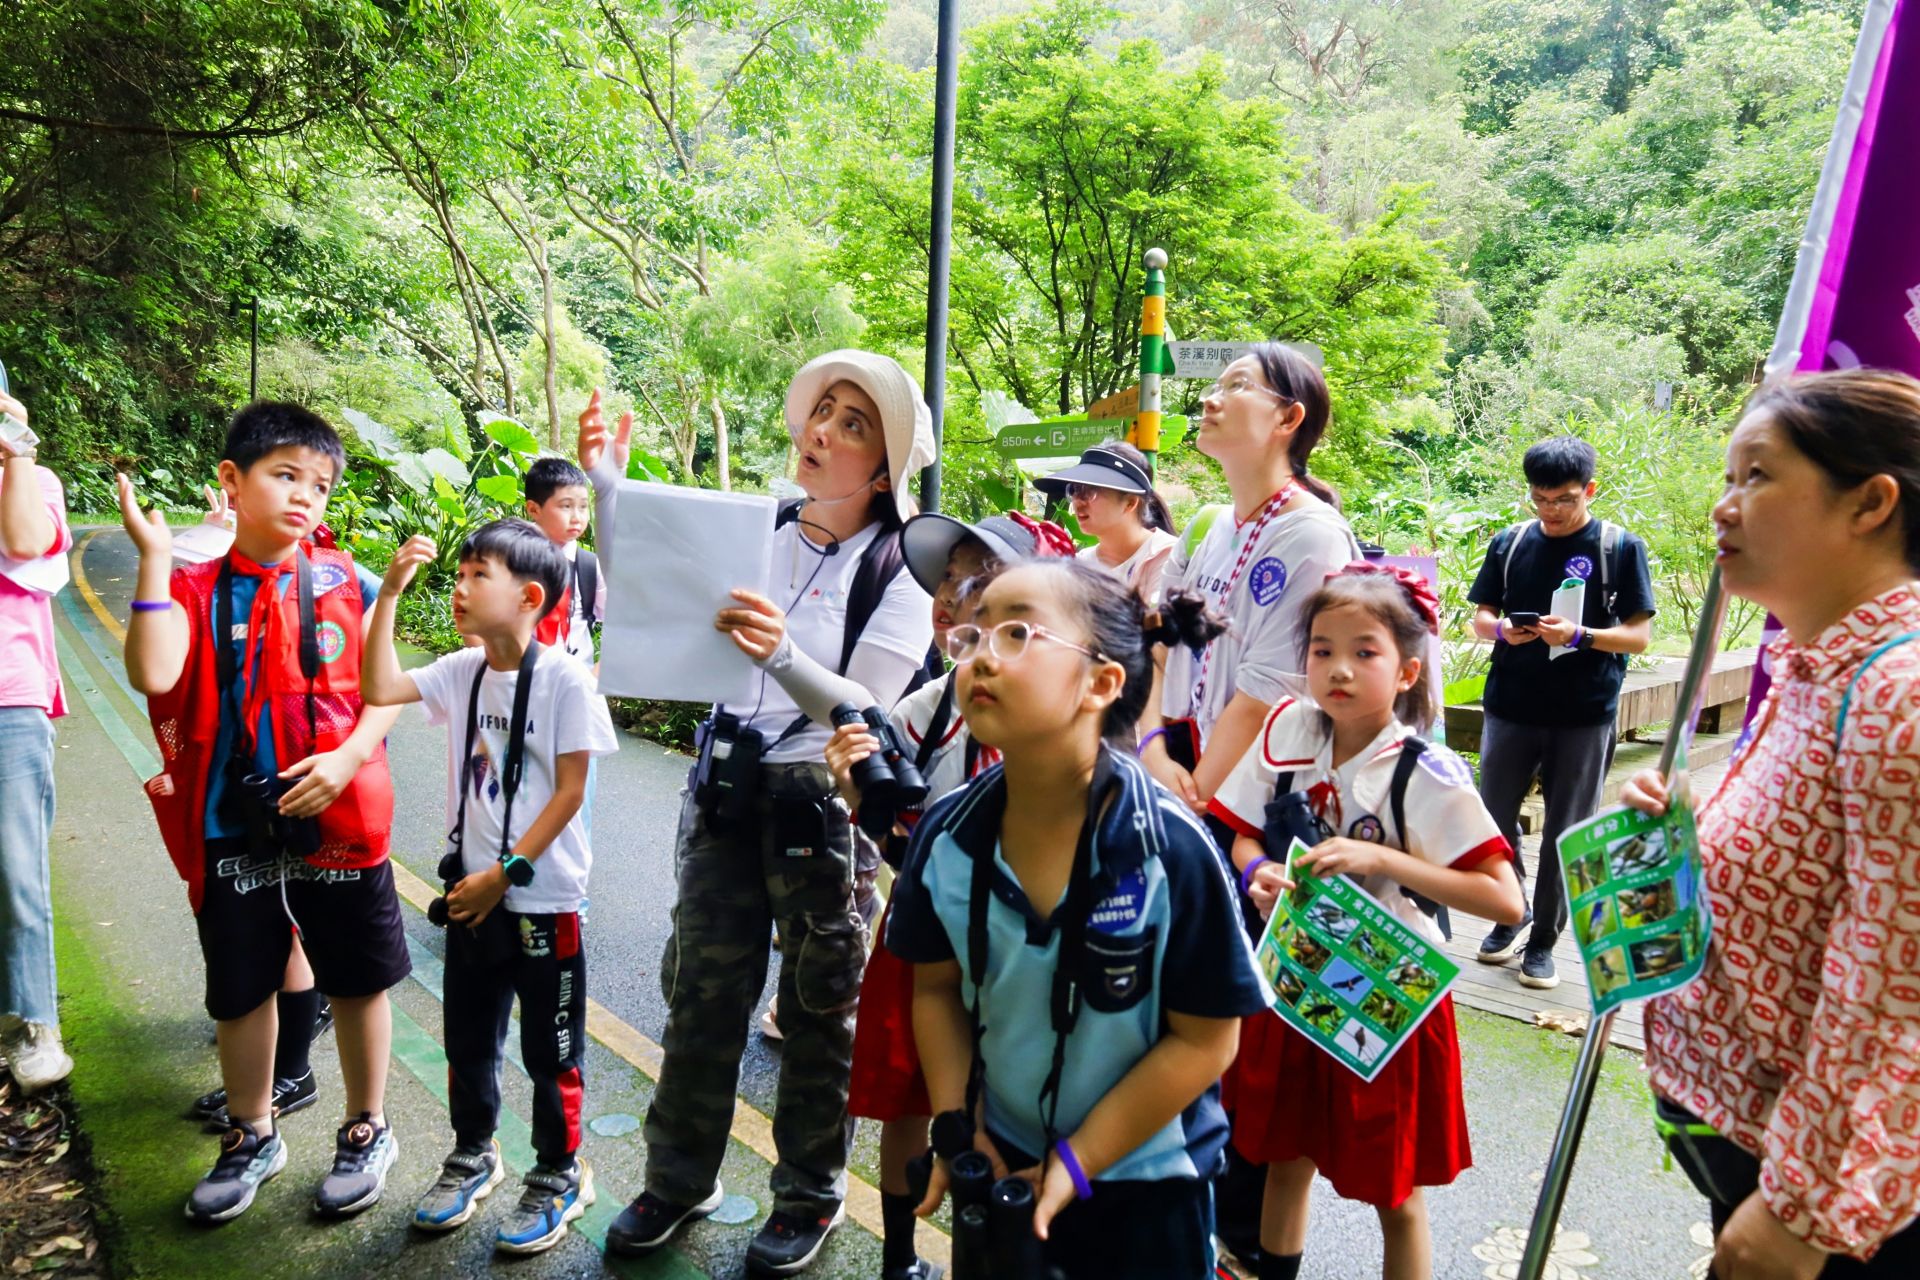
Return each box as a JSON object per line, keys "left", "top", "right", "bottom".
{"left": 57, "top": 582, "right": 149, "bottom": 713}
{"left": 53, "top": 621, "right": 161, "bottom": 780}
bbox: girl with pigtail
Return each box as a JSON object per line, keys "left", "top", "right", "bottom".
{"left": 1209, "top": 564, "right": 1526, "bottom": 1280}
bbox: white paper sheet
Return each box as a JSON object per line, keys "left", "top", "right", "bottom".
{"left": 0, "top": 546, "right": 68, "bottom": 596}
{"left": 1549, "top": 578, "right": 1586, "bottom": 661}
{"left": 598, "top": 481, "right": 775, "bottom": 704}
{"left": 169, "top": 522, "right": 235, "bottom": 565}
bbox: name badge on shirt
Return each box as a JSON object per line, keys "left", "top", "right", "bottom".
{"left": 1089, "top": 869, "right": 1146, "bottom": 934}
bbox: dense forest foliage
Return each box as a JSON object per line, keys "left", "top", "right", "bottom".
{"left": 0, "top": 0, "right": 1861, "bottom": 665}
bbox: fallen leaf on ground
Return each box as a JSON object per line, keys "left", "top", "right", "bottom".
{"left": 1534, "top": 1011, "right": 1590, "bottom": 1036}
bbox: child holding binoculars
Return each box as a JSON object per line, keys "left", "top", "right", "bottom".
{"left": 361, "top": 518, "right": 618, "bottom": 1254}
{"left": 119, "top": 402, "right": 408, "bottom": 1225}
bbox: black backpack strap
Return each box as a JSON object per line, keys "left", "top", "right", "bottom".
{"left": 1388, "top": 737, "right": 1452, "bottom": 941}
{"left": 915, "top": 673, "right": 958, "bottom": 774}
{"left": 575, "top": 548, "right": 600, "bottom": 637}
{"left": 840, "top": 526, "right": 907, "bottom": 674}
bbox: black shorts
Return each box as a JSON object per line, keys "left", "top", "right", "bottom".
{"left": 195, "top": 838, "right": 412, "bottom": 1021}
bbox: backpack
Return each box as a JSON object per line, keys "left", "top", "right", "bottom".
{"left": 1272, "top": 738, "right": 1460, "bottom": 939}
{"left": 774, "top": 498, "right": 937, "bottom": 688}
{"left": 573, "top": 548, "right": 600, "bottom": 640}
{"left": 1500, "top": 519, "right": 1625, "bottom": 624}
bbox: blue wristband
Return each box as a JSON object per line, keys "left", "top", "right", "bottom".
{"left": 1239, "top": 854, "right": 1270, "bottom": 895}
{"left": 1054, "top": 1139, "right": 1093, "bottom": 1200}
{"left": 130, "top": 599, "right": 172, "bottom": 613}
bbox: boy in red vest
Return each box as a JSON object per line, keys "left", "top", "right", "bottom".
{"left": 118, "top": 403, "right": 410, "bottom": 1224}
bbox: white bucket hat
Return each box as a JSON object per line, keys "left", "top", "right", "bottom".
{"left": 783, "top": 349, "right": 937, "bottom": 522}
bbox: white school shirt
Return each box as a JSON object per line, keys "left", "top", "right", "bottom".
{"left": 412, "top": 646, "right": 621, "bottom": 914}
{"left": 893, "top": 671, "right": 998, "bottom": 802}
{"left": 1209, "top": 698, "right": 1509, "bottom": 941}
{"left": 1079, "top": 529, "right": 1177, "bottom": 601}
{"left": 1160, "top": 498, "right": 1360, "bottom": 745}
{"left": 732, "top": 519, "right": 934, "bottom": 765}
{"left": 557, "top": 542, "right": 602, "bottom": 667}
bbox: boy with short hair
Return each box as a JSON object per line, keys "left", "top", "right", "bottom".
{"left": 523, "top": 457, "right": 602, "bottom": 668}
{"left": 362, "top": 518, "right": 618, "bottom": 1255}
{"left": 118, "top": 402, "right": 410, "bottom": 1224}
{"left": 1466, "top": 436, "right": 1656, "bottom": 989}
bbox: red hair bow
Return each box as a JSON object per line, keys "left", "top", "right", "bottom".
{"left": 1006, "top": 511, "right": 1078, "bottom": 559}
{"left": 1326, "top": 561, "right": 1441, "bottom": 635}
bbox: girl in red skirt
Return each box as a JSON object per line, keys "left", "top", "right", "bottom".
{"left": 825, "top": 511, "right": 1070, "bottom": 1280}
{"left": 1207, "top": 565, "right": 1525, "bottom": 1280}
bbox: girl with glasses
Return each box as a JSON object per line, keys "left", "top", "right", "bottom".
{"left": 1037, "top": 442, "right": 1180, "bottom": 601}
{"left": 887, "top": 559, "right": 1269, "bottom": 1279}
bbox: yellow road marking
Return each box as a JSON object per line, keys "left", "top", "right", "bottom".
{"left": 73, "top": 529, "right": 127, "bottom": 643}
{"left": 385, "top": 858, "right": 936, "bottom": 1263}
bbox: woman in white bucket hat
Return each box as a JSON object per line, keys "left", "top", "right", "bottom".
{"left": 580, "top": 350, "right": 937, "bottom": 1274}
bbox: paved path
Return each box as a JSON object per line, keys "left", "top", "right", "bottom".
{"left": 45, "top": 528, "right": 1716, "bottom": 1279}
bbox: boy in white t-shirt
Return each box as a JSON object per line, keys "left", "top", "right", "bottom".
{"left": 523, "top": 457, "right": 603, "bottom": 669}
{"left": 362, "top": 519, "right": 618, "bottom": 1256}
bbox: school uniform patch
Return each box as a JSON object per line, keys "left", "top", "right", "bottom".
{"left": 1348, "top": 815, "right": 1386, "bottom": 843}
{"left": 1089, "top": 869, "right": 1146, "bottom": 934}
{"left": 316, "top": 619, "right": 349, "bottom": 664}
{"left": 1563, "top": 555, "right": 1594, "bottom": 581}
{"left": 1416, "top": 747, "right": 1475, "bottom": 789}
{"left": 1248, "top": 557, "right": 1288, "bottom": 606}
{"left": 309, "top": 561, "right": 352, "bottom": 596}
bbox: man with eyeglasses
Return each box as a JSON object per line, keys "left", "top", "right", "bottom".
{"left": 1464, "top": 437, "right": 1654, "bottom": 989}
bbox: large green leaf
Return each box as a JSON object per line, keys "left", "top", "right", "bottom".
{"left": 419, "top": 448, "right": 469, "bottom": 487}
{"left": 341, "top": 408, "right": 402, "bottom": 458}
{"left": 475, "top": 473, "right": 522, "bottom": 503}
{"left": 478, "top": 413, "right": 541, "bottom": 457}
{"left": 627, "top": 449, "right": 671, "bottom": 484}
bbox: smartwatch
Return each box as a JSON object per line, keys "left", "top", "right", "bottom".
{"left": 500, "top": 854, "right": 534, "bottom": 887}
{"left": 1576, "top": 629, "right": 1597, "bottom": 652}
{"left": 930, "top": 1109, "right": 975, "bottom": 1161}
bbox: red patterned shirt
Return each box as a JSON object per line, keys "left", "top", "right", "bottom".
{"left": 1646, "top": 582, "right": 1920, "bottom": 1258}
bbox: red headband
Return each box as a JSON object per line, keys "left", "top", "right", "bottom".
{"left": 1325, "top": 561, "right": 1440, "bottom": 635}
{"left": 1006, "top": 511, "right": 1079, "bottom": 559}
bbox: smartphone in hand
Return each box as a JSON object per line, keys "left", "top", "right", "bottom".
{"left": 1506, "top": 611, "right": 1542, "bottom": 629}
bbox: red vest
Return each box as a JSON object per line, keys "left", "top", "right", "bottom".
{"left": 143, "top": 547, "right": 394, "bottom": 911}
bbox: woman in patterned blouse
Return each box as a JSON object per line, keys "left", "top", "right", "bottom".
{"left": 1624, "top": 369, "right": 1920, "bottom": 1279}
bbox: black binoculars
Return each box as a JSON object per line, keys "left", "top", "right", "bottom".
{"left": 233, "top": 767, "right": 322, "bottom": 858}
{"left": 945, "top": 1151, "right": 1064, "bottom": 1280}
{"left": 1263, "top": 790, "right": 1324, "bottom": 867}
{"left": 830, "top": 703, "right": 929, "bottom": 839}
{"left": 425, "top": 849, "right": 463, "bottom": 928}
{"left": 692, "top": 712, "right": 764, "bottom": 830}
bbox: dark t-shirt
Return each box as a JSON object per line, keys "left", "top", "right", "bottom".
{"left": 1467, "top": 519, "right": 1656, "bottom": 728}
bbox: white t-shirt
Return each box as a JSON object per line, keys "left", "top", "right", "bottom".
{"left": 1160, "top": 497, "right": 1359, "bottom": 745}
{"left": 892, "top": 671, "right": 998, "bottom": 802}
{"left": 1079, "top": 529, "right": 1177, "bottom": 601}
{"left": 1210, "top": 698, "right": 1509, "bottom": 941}
{"left": 412, "top": 646, "right": 620, "bottom": 914}
{"left": 731, "top": 520, "right": 934, "bottom": 764}
{"left": 557, "top": 543, "right": 601, "bottom": 667}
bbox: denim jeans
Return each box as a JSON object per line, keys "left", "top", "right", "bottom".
{"left": 0, "top": 706, "right": 58, "bottom": 1027}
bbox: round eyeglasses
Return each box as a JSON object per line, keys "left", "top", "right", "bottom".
{"left": 944, "top": 619, "right": 1103, "bottom": 665}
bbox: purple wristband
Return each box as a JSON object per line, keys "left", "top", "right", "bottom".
{"left": 130, "top": 600, "right": 172, "bottom": 613}
{"left": 1239, "top": 854, "right": 1270, "bottom": 894}
{"left": 1135, "top": 726, "right": 1168, "bottom": 758}
{"left": 1570, "top": 626, "right": 1585, "bottom": 650}
{"left": 1054, "top": 1139, "right": 1093, "bottom": 1200}
{"left": 1494, "top": 619, "right": 1506, "bottom": 644}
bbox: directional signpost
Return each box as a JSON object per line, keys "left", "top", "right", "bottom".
{"left": 993, "top": 415, "right": 1188, "bottom": 461}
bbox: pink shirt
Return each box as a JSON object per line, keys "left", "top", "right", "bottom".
{"left": 1646, "top": 582, "right": 1920, "bottom": 1258}
{"left": 0, "top": 465, "right": 71, "bottom": 717}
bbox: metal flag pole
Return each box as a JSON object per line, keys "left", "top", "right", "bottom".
{"left": 1134, "top": 248, "right": 1169, "bottom": 477}
{"left": 1517, "top": 567, "right": 1728, "bottom": 1280}
{"left": 249, "top": 296, "right": 260, "bottom": 402}
{"left": 918, "top": 0, "right": 960, "bottom": 514}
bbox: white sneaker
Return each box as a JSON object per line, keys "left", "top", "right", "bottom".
{"left": 760, "top": 997, "right": 784, "bottom": 1043}
{"left": 1, "top": 1020, "right": 74, "bottom": 1095}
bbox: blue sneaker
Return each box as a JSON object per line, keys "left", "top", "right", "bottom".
{"left": 495, "top": 1159, "right": 594, "bottom": 1255}
{"left": 185, "top": 1122, "right": 288, "bottom": 1224}
{"left": 412, "top": 1140, "right": 504, "bottom": 1232}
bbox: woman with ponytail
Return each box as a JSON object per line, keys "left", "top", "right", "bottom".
{"left": 1037, "top": 442, "right": 1180, "bottom": 602}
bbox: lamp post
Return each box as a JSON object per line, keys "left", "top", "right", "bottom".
{"left": 919, "top": 0, "right": 959, "bottom": 513}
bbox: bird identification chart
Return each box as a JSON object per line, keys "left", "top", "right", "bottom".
{"left": 1556, "top": 799, "right": 1710, "bottom": 1015}
{"left": 1254, "top": 838, "right": 1461, "bottom": 1082}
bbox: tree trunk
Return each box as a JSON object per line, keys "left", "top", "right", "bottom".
{"left": 710, "top": 397, "right": 731, "bottom": 491}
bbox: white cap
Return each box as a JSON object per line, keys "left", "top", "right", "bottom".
{"left": 783, "top": 350, "right": 937, "bottom": 522}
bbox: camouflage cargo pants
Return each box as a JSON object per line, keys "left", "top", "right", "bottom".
{"left": 643, "top": 761, "right": 867, "bottom": 1216}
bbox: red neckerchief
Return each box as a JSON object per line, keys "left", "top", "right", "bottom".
{"left": 225, "top": 548, "right": 300, "bottom": 753}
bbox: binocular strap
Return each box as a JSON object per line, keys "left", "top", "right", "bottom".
{"left": 449, "top": 641, "right": 542, "bottom": 873}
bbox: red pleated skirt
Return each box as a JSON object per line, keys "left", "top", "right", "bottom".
{"left": 848, "top": 904, "right": 930, "bottom": 1122}
{"left": 1225, "top": 995, "right": 1471, "bottom": 1210}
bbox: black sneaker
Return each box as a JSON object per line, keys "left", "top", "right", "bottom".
{"left": 605, "top": 1184, "right": 724, "bottom": 1256}
{"left": 1518, "top": 946, "right": 1560, "bottom": 989}
{"left": 1476, "top": 911, "right": 1533, "bottom": 963}
{"left": 313, "top": 1113, "right": 398, "bottom": 1217}
{"left": 195, "top": 1070, "right": 320, "bottom": 1132}
{"left": 747, "top": 1202, "right": 847, "bottom": 1275}
{"left": 184, "top": 1122, "right": 288, "bottom": 1224}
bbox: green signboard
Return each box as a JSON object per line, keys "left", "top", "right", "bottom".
{"left": 992, "top": 415, "right": 1187, "bottom": 460}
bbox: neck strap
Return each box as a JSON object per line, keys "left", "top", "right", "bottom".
{"left": 452, "top": 641, "right": 543, "bottom": 865}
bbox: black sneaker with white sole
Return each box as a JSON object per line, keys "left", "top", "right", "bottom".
{"left": 314, "top": 1113, "right": 397, "bottom": 1217}
{"left": 185, "top": 1122, "right": 288, "bottom": 1224}
{"left": 1518, "top": 946, "right": 1560, "bottom": 989}
{"left": 1476, "top": 912, "right": 1533, "bottom": 963}
{"left": 605, "top": 1184, "right": 724, "bottom": 1256}
{"left": 192, "top": 1070, "right": 320, "bottom": 1132}
{"left": 747, "top": 1202, "right": 847, "bottom": 1275}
